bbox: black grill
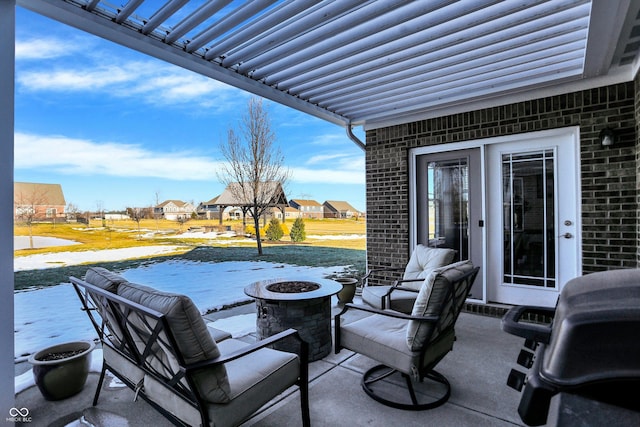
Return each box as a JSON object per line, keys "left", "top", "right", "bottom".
{"left": 501, "top": 269, "right": 640, "bottom": 426}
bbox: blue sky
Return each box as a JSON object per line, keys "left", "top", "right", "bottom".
{"left": 14, "top": 6, "right": 366, "bottom": 213}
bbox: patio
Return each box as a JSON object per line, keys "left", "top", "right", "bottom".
{"left": 15, "top": 296, "right": 528, "bottom": 427}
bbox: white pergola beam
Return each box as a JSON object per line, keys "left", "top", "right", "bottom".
{"left": 0, "top": 0, "right": 15, "bottom": 419}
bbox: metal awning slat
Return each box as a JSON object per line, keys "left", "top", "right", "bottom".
{"left": 316, "top": 40, "right": 587, "bottom": 108}
{"left": 302, "top": 20, "right": 588, "bottom": 103}
{"left": 141, "top": 0, "right": 189, "bottom": 36}
{"left": 348, "top": 67, "right": 583, "bottom": 125}
{"left": 276, "top": 0, "right": 589, "bottom": 93}
{"left": 327, "top": 53, "right": 585, "bottom": 114}
{"left": 113, "top": 0, "right": 144, "bottom": 24}
{"left": 303, "top": 30, "right": 587, "bottom": 103}
{"left": 257, "top": 0, "right": 504, "bottom": 84}
{"left": 222, "top": 0, "right": 363, "bottom": 69}
{"left": 163, "top": 0, "right": 232, "bottom": 45}
{"left": 185, "top": 0, "right": 277, "bottom": 54}
{"left": 203, "top": 0, "right": 316, "bottom": 61}
{"left": 246, "top": 0, "right": 452, "bottom": 80}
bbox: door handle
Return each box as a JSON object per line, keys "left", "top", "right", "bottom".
{"left": 559, "top": 232, "right": 573, "bottom": 239}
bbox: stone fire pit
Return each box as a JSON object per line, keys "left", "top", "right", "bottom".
{"left": 244, "top": 277, "right": 342, "bottom": 361}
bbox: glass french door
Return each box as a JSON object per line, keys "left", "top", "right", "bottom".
{"left": 416, "top": 149, "right": 483, "bottom": 300}
{"left": 487, "top": 132, "right": 579, "bottom": 307}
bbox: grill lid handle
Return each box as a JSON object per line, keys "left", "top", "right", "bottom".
{"left": 501, "top": 305, "right": 554, "bottom": 344}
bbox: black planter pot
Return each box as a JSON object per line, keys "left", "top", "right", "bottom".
{"left": 28, "top": 340, "right": 95, "bottom": 401}
{"left": 336, "top": 277, "right": 358, "bottom": 303}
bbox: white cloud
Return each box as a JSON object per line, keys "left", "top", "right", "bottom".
{"left": 17, "top": 56, "right": 243, "bottom": 111}
{"left": 15, "top": 37, "right": 86, "bottom": 60}
{"left": 15, "top": 132, "right": 223, "bottom": 180}
{"left": 306, "top": 153, "right": 350, "bottom": 164}
{"left": 15, "top": 131, "right": 364, "bottom": 185}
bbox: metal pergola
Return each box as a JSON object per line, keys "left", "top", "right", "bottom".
{"left": 16, "top": 0, "right": 640, "bottom": 132}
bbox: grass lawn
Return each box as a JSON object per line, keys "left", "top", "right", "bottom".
{"left": 14, "top": 218, "right": 366, "bottom": 290}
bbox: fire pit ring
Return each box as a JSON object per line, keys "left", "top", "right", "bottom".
{"left": 244, "top": 277, "right": 342, "bottom": 361}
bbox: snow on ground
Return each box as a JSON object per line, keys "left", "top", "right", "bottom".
{"left": 14, "top": 245, "right": 187, "bottom": 271}
{"left": 13, "top": 235, "right": 356, "bottom": 394}
{"left": 14, "top": 236, "right": 81, "bottom": 250}
{"left": 14, "top": 257, "right": 349, "bottom": 359}
{"left": 14, "top": 256, "right": 349, "bottom": 392}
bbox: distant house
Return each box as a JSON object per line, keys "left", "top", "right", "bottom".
{"left": 196, "top": 196, "right": 222, "bottom": 220}
{"left": 104, "top": 213, "right": 130, "bottom": 221}
{"left": 197, "top": 196, "right": 242, "bottom": 220}
{"left": 154, "top": 200, "right": 196, "bottom": 221}
{"left": 272, "top": 206, "right": 301, "bottom": 220}
{"left": 323, "top": 200, "right": 360, "bottom": 219}
{"left": 215, "top": 181, "right": 288, "bottom": 224}
{"left": 14, "top": 182, "right": 66, "bottom": 221}
{"left": 289, "top": 199, "right": 323, "bottom": 219}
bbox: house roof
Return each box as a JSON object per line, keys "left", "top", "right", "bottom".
{"left": 323, "top": 200, "right": 359, "bottom": 213}
{"left": 290, "top": 199, "right": 322, "bottom": 207}
{"left": 156, "top": 199, "right": 190, "bottom": 208}
{"left": 19, "top": 1, "right": 640, "bottom": 132}
{"left": 201, "top": 196, "right": 220, "bottom": 205}
{"left": 14, "top": 182, "right": 66, "bottom": 206}
{"left": 216, "top": 181, "right": 288, "bottom": 206}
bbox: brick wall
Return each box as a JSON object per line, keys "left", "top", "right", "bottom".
{"left": 365, "top": 82, "right": 638, "bottom": 278}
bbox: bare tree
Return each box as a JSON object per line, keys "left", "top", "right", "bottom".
{"left": 126, "top": 207, "right": 145, "bottom": 239}
{"left": 218, "top": 97, "right": 290, "bottom": 255}
{"left": 153, "top": 191, "right": 162, "bottom": 231}
{"left": 66, "top": 202, "right": 80, "bottom": 221}
{"left": 14, "top": 186, "right": 50, "bottom": 249}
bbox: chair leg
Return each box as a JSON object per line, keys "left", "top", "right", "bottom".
{"left": 361, "top": 365, "right": 451, "bottom": 411}
{"left": 299, "top": 380, "right": 310, "bottom": 427}
{"left": 93, "top": 364, "right": 107, "bottom": 406}
{"left": 403, "top": 374, "right": 419, "bottom": 405}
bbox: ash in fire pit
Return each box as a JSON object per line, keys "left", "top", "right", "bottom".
{"left": 266, "top": 281, "right": 320, "bottom": 293}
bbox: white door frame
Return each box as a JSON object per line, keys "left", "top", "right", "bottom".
{"left": 409, "top": 126, "right": 582, "bottom": 305}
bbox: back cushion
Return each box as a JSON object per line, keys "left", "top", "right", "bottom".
{"left": 403, "top": 245, "right": 456, "bottom": 282}
{"left": 117, "top": 281, "right": 231, "bottom": 403}
{"left": 406, "top": 260, "right": 474, "bottom": 351}
{"left": 84, "top": 267, "right": 127, "bottom": 293}
{"left": 83, "top": 267, "right": 129, "bottom": 347}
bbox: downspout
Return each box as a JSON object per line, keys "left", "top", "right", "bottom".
{"left": 346, "top": 123, "right": 366, "bottom": 151}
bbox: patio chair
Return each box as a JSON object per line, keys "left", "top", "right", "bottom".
{"left": 361, "top": 245, "right": 456, "bottom": 313}
{"left": 71, "top": 269, "right": 310, "bottom": 427}
{"left": 335, "top": 260, "right": 479, "bottom": 410}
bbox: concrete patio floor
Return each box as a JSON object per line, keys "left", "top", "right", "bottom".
{"left": 15, "top": 297, "right": 529, "bottom": 426}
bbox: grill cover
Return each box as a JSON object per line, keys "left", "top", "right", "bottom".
{"left": 502, "top": 269, "right": 640, "bottom": 425}
{"left": 543, "top": 269, "right": 640, "bottom": 385}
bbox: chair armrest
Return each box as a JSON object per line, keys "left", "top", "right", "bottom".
{"left": 336, "top": 303, "right": 438, "bottom": 322}
{"left": 381, "top": 279, "right": 424, "bottom": 299}
{"left": 183, "top": 328, "right": 307, "bottom": 372}
{"left": 362, "top": 267, "right": 405, "bottom": 285}
{"left": 392, "top": 278, "right": 423, "bottom": 287}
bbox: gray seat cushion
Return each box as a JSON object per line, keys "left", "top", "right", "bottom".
{"left": 361, "top": 285, "right": 390, "bottom": 309}
{"left": 340, "top": 313, "right": 455, "bottom": 378}
{"left": 141, "top": 338, "right": 300, "bottom": 427}
{"left": 117, "top": 281, "right": 231, "bottom": 403}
